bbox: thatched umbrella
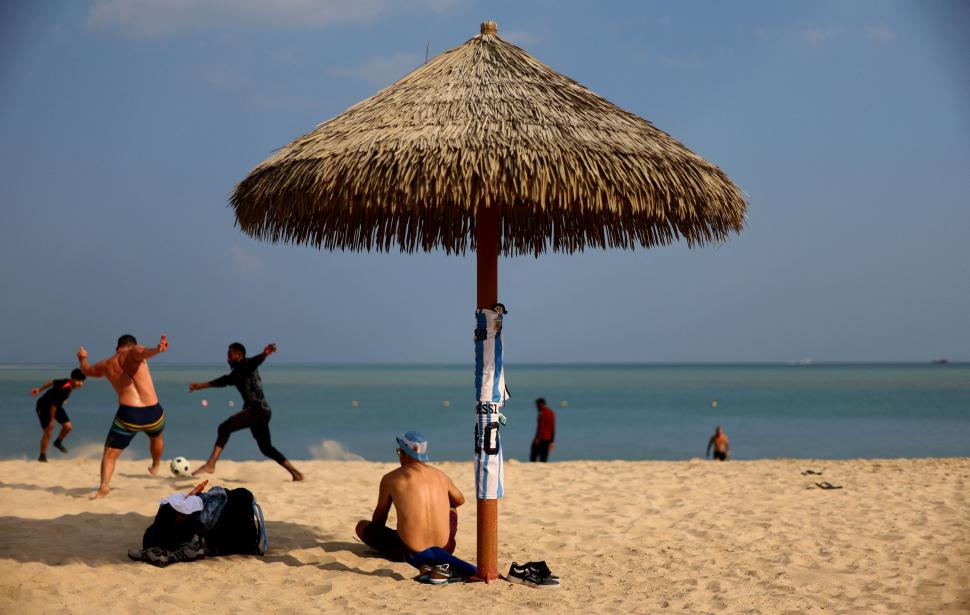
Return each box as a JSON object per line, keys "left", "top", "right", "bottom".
{"left": 232, "top": 21, "right": 746, "bottom": 581}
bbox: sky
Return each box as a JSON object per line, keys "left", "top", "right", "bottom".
{"left": 0, "top": 0, "right": 967, "bottom": 364}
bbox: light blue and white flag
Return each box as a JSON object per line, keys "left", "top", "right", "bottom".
{"left": 474, "top": 309, "right": 509, "bottom": 405}
{"left": 474, "top": 403, "right": 504, "bottom": 499}
{"left": 474, "top": 308, "right": 508, "bottom": 500}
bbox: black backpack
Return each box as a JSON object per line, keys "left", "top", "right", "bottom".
{"left": 143, "top": 487, "right": 267, "bottom": 556}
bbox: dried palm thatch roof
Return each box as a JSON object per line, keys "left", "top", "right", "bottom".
{"left": 231, "top": 21, "right": 746, "bottom": 256}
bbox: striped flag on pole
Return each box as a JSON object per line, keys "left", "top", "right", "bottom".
{"left": 475, "top": 309, "right": 508, "bottom": 404}
{"left": 474, "top": 308, "right": 508, "bottom": 499}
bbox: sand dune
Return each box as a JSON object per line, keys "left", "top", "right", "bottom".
{"left": 1, "top": 457, "right": 968, "bottom": 614}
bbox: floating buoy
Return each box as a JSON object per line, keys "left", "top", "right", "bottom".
{"left": 200, "top": 399, "right": 208, "bottom": 408}
{"left": 442, "top": 400, "right": 451, "bottom": 408}
{"left": 351, "top": 400, "right": 359, "bottom": 408}
{"left": 228, "top": 400, "right": 235, "bottom": 408}
{"left": 711, "top": 400, "right": 718, "bottom": 408}
{"left": 559, "top": 400, "right": 568, "bottom": 408}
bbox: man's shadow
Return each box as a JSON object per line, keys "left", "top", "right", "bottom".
{"left": 117, "top": 473, "right": 245, "bottom": 485}
{"left": 0, "top": 481, "right": 92, "bottom": 498}
{"left": 263, "top": 540, "right": 408, "bottom": 581}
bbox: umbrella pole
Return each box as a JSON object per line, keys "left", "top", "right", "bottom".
{"left": 476, "top": 202, "right": 500, "bottom": 582}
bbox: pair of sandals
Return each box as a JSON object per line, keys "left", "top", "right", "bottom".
{"left": 802, "top": 469, "right": 843, "bottom": 490}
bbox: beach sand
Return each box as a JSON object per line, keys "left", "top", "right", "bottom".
{"left": 1, "top": 457, "right": 968, "bottom": 614}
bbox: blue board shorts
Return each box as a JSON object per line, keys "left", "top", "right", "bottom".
{"left": 105, "top": 404, "right": 165, "bottom": 449}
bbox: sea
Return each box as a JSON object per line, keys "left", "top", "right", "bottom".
{"left": 1, "top": 363, "right": 967, "bottom": 462}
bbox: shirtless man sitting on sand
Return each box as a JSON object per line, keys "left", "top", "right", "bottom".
{"left": 78, "top": 334, "right": 169, "bottom": 499}
{"left": 355, "top": 431, "right": 477, "bottom": 583}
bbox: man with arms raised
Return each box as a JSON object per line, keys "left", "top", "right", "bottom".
{"left": 78, "top": 333, "right": 169, "bottom": 498}
{"left": 355, "top": 431, "right": 477, "bottom": 583}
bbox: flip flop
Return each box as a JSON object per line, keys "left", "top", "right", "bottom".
{"left": 815, "top": 481, "right": 843, "bottom": 490}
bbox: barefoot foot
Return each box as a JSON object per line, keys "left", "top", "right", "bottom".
{"left": 91, "top": 487, "right": 110, "bottom": 499}
{"left": 291, "top": 470, "right": 304, "bottom": 481}
{"left": 192, "top": 464, "right": 215, "bottom": 476}
{"left": 148, "top": 465, "right": 159, "bottom": 476}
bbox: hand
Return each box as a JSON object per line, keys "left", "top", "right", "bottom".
{"left": 77, "top": 346, "right": 88, "bottom": 361}
{"left": 30, "top": 388, "right": 40, "bottom": 397}
{"left": 188, "top": 383, "right": 202, "bottom": 392}
{"left": 264, "top": 343, "right": 277, "bottom": 356}
{"left": 157, "top": 335, "right": 169, "bottom": 353}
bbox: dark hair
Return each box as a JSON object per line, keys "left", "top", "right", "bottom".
{"left": 228, "top": 342, "right": 247, "bottom": 355}
{"left": 70, "top": 368, "right": 86, "bottom": 381}
{"left": 117, "top": 334, "right": 137, "bottom": 349}
{"left": 535, "top": 397, "right": 546, "bottom": 407}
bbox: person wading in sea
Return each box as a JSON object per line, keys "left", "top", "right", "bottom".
{"left": 706, "top": 426, "right": 731, "bottom": 461}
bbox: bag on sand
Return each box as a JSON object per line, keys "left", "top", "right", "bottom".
{"left": 141, "top": 487, "right": 268, "bottom": 558}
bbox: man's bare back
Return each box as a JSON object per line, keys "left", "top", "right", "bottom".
{"left": 381, "top": 462, "right": 461, "bottom": 552}
{"left": 355, "top": 432, "right": 477, "bottom": 578}
{"left": 93, "top": 348, "right": 160, "bottom": 407}
{"left": 78, "top": 334, "right": 168, "bottom": 498}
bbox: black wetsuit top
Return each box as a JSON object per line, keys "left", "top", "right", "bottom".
{"left": 208, "top": 355, "right": 270, "bottom": 413}
{"left": 36, "top": 379, "right": 72, "bottom": 411}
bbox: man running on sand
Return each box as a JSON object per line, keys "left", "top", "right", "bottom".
{"left": 30, "top": 368, "right": 86, "bottom": 462}
{"left": 188, "top": 342, "right": 303, "bottom": 481}
{"left": 78, "top": 334, "right": 169, "bottom": 499}
{"left": 355, "top": 431, "right": 477, "bottom": 582}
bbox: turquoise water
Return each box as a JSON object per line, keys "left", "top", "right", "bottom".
{"left": 1, "top": 363, "right": 968, "bottom": 461}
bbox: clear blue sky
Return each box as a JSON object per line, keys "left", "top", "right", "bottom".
{"left": 1, "top": 1, "right": 967, "bottom": 364}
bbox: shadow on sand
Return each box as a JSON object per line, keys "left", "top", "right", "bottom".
{"left": 116, "top": 473, "right": 245, "bottom": 485}
{"left": 0, "top": 513, "right": 331, "bottom": 568}
{"left": 261, "top": 539, "right": 409, "bottom": 581}
{"left": 0, "top": 481, "right": 93, "bottom": 498}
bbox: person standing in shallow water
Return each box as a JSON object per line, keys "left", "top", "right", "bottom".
{"left": 31, "top": 368, "right": 86, "bottom": 462}
{"left": 188, "top": 342, "right": 303, "bottom": 481}
{"left": 707, "top": 426, "right": 731, "bottom": 461}
{"left": 530, "top": 397, "right": 556, "bottom": 462}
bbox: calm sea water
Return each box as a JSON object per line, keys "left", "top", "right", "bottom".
{"left": 1, "top": 363, "right": 967, "bottom": 462}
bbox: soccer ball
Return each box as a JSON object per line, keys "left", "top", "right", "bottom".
{"left": 170, "top": 457, "right": 191, "bottom": 476}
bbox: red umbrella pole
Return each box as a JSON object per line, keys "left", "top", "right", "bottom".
{"left": 475, "top": 202, "right": 499, "bottom": 582}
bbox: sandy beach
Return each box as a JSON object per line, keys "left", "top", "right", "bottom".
{"left": 1, "top": 456, "right": 967, "bottom": 614}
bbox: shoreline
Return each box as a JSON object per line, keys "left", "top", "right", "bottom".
{"left": 1, "top": 458, "right": 968, "bottom": 613}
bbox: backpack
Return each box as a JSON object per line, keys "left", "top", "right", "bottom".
{"left": 142, "top": 487, "right": 268, "bottom": 556}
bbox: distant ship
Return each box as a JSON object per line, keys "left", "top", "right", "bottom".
{"left": 793, "top": 358, "right": 813, "bottom": 366}
{"left": 931, "top": 359, "right": 949, "bottom": 365}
